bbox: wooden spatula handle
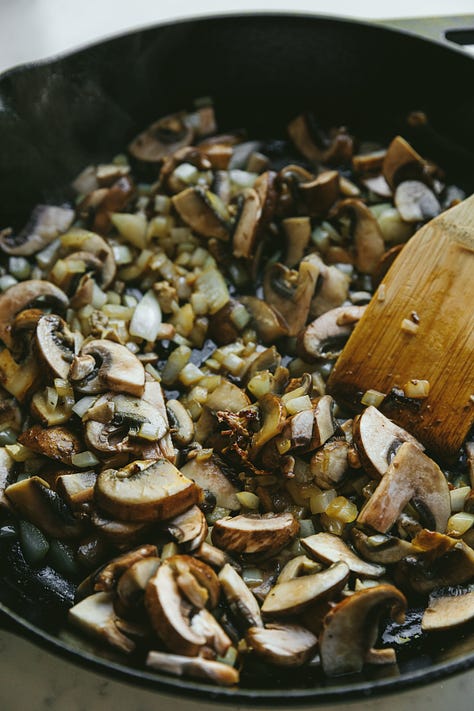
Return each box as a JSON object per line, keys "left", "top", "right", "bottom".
{"left": 328, "top": 194, "right": 474, "bottom": 461}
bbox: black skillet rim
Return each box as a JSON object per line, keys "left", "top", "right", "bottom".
{"left": 0, "top": 10, "right": 473, "bottom": 705}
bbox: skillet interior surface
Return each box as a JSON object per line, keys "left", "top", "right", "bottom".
{"left": 0, "top": 12, "right": 474, "bottom": 704}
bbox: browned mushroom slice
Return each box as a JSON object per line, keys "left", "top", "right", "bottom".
{"left": 166, "top": 399, "right": 194, "bottom": 446}
{"left": 301, "top": 532, "right": 386, "bottom": 578}
{"left": 212, "top": 513, "right": 298, "bottom": 558}
{"left": 352, "top": 150, "right": 387, "bottom": 174}
{"left": 59, "top": 229, "right": 116, "bottom": 289}
{"left": 56, "top": 470, "right": 97, "bottom": 509}
{"left": 351, "top": 528, "right": 416, "bottom": 564}
{"left": 70, "top": 339, "right": 145, "bottom": 397}
{"left": 0, "top": 447, "right": 15, "bottom": 511}
{"left": 382, "top": 136, "right": 426, "bottom": 189}
{"left": 145, "top": 555, "right": 219, "bottom": 655}
{"left": 263, "top": 259, "right": 320, "bottom": 337}
{"left": 298, "top": 305, "right": 366, "bottom": 361}
{"left": 164, "top": 504, "right": 208, "bottom": 551}
{"left": 333, "top": 199, "right": 385, "bottom": 274}
{"left": 394, "top": 180, "right": 441, "bottom": 222}
{"left": 180, "top": 455, "right": 241, "bottom": 511}
{"left": 129, "top": 111, "right": 194, "bottom": 162}
{"left": 95, "top": 458, "right": 200, "bottom": 522}
{"left": 172, "top": 187, "right": 229, "bottom": 240}
{"left": 422, "top": 586, "right": 474, "bottom": 631}
{"left": 353, "top": 406, "right": 423, "bottom": 479}
{"left": 18, "top": 425, "right": 82, "bottom": 465}
{"left": 190, "top": 608, "right": 232, "bottom": 656}
{"left": 0, "top": 205, "right": 74, "bottom": 256}
{"left": 146, "top": 651, "right": 239, "bottom": 686}
{"left": 0, "top": 280, "right": 68, "bottom": 348}
{"left": 249, "top": 393, "right": 287, "bottom": 458}
{"left": 277, "top": 555, "right": 322, "bottom": 583}
{"left": 194, "top": 542, "right": 237, "bottom": 571}
{"left": 77, "top": 544, "right": 159, "bottom": 600}
{"left": 232, "top": 188, "right": 262, "bottom": 259}
{"left": 115, "top": 557, "right": 161, "bottom": 619}
{"left": 239, "top": 296, "right": 288, "bottom": 344}
{"left": 68, "top": 592, "right": 136, "bottom": 653}
{"left": 90, "top": 510, "right": 151, "bottom": 544}
{"left": 261, "top": 561, "right": 350, "bottom": 616}
{"left": 298, "top": 171, "right": 339, "bottom": 217}
{"left": 282, "top": 217, "right": 311, "bottom": 267}
{"left": 5, "top": 476, "right": 82, "bottom": 538}
{"left": 306, "top": 254, "right": 350, "bottom": 318}
{"left": 36, "top": 314, "right": 75, "bottom": 379}
{"left": 287, "top": 114, "right": 324, "bottom": 162}
{"left": 247, "top": 623, "right": 318, "bottom": 667}
{"left": 358, "top": 442, "right": 450, "bottom": 534}
{"left": 319, "top": 584, "right": 406, "bottom": 676}
{"left": 219, "top": 562, "right": 263, "bottom": 628}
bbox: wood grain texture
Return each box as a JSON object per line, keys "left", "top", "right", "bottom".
{"left": 327, "top": 194, "right": 474, "bottom": 460}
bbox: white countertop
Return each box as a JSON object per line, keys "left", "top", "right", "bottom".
{"left": 0, "top": 2, "right": 473, "bottom": 709}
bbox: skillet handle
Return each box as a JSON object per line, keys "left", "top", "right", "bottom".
{"left": 379, "top": 15, "right": 474, "bottom": 53}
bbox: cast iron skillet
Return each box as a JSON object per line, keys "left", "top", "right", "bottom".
{"left": 1, "top": 12, "right": 474, "bottom": 704}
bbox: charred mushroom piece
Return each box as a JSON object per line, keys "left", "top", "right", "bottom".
{"left": 247, "top": 623, "right": 318, "bottom": 667}
{"left": 394, "top": 180, "right": 441, "bottom": 223}
{"left": 95, "top": 458, "right": 200, "bottom": 522}
{"left": 212, "top": 513, "right": 298, "bottom": 558}
{"left": 219, "top": 562, "right": 263, "bottom": 628}
{"left": 232, "top": 188, "right": 262, "bottom": 259}
{"left": 333, "top": 199, "right": 385, "bottom": 274}
{"left": 129, "top": 111, "right": 194, "bottom": 163}
{"left": 282, "top": 217, "right": 311, "bottom": 267}
{"left": 351, "top": 528, "right": 416, "bottom": 564}
{"left": 0, "top": 205, "right": 74, "bottom": 256}
{"left": 70, "top": 339, "right": 145, "bottom": 397}
{"left": 172, "top": 187, "right": 229, "bottom": 240}
{"left": 319, "top": 584, "right": 406, "bottom": 676}
{"left": 56, "top": 470, "right": 97, "bottom": 509}
{"left": 18, "top": 425, "right": 82, "bottom": 465}
{"left": 263, "top": 259, "right": 320, "bottom": 337}
{"left": 298, "top": 171, "right": 340, "bottom": 217}
{"left": 68, "top": 591, "right": 136, "bottom": 653}
{"left": 0, "top": 280, "right": 68, "bottom": 348}
{"left": 36, "top": 314, "right": 75, "bottom": 379}
{"left": 301, "top": 532, "right": 386, "bottom": 578}
{"left": 164, "top": 504, "right": 208, "bottom": 551}
{"left": 422, "top": 586, "right": 474, "bottom": 631}
{"left": 298, "top": 305, "right": 366, "bottom": 361}
{"left": 353, "top": 406, "right": 423, "bottom": 479}
{"left": 261, "top": 561, "right": 350, "bottom": 616}
{"left": 382, "top": 135, "right": 427, "bottom": 189}
{"left": 146, "top": 651, "right": 239, "bottom": 686}
{"left": 358, "top": 442, "right": 450, "bottom": 533}
{"left": 180, "top": 455, "right": 241, "bottom": 511}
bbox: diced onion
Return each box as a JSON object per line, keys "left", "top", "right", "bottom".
{"left": 72, "top": 395, "right": 98, "bottom": 418}
{"left": 361, "top": 389, "right": 386, "bottom": 407}
{"left": 450, "top": 486, "right": 471, "bottom": 513}
{"left": 325, "top": 496, "right": 358, "bottom": 523}
{"left": 72, "top": 451, "right": 100, "bottom": 468}
{"left": 161, "top": 345, "right": 191, "bottom": 386}
{"left": 195, "top": 267, "right": 229, "bottom": 315}
{"left": 286, "top": 395, "right": 312, "bottom": 415}
{"left": 403, "top": 379, "right": 430, "bottom": 398}
{"left": 242, "top": 567, "right": 264, "bottom": 585}
{"left": 5, "top": 443, "right": 34, "bottom": 461}
{"left": 446, "top": 512, "right": 474, "bottom": 536}
{"left": 310, "top": 489, "right": 337, "bottom": 515}
{"left": 236, "top": 492, "right": 260, "bottom": 509}
{"left": 111, "top": 212, "right": 148, "bottom": 249}
{"left": 129, "top": 289, "right": 163, "bottom": 342}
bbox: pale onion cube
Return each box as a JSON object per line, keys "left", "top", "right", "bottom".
{"left": 72, "top": 451, "right": 101, "bottom": 468}
{"left": 286, "top": 395, "right": 312, "bottom": 415}
{"left": 404, "top": 379, "right": 430, "bottom": 398}
{"left": 72, "top": 395, "right": 98, "bottom": 418}
{"left": 446, "top": 512, "right": 474, "bottom": 536}
{"left": 450, "top": 486, "right": 471, "bottom": 513}
{"left": 310, "top": 489, "right": 337, "bottom": 515}
{"left": 111, "top": 212, "right": 148, "bottom": 249}
{"left": 112, "top": 244, "right": 133, "bottom": 265}
{"left": 361, "top": 389, "right": 386, "bottom": 407}
{"left": 179, "top": 363, "right": 204, "bottom": 387}
{"left": 173, "top": 162, "right": 199, "bottom": 184}
{"left": 129, "top": 290, "right": 162, "bottom": 342}
{"left": 236, "top": 492, "right": 260, "bottom": 509}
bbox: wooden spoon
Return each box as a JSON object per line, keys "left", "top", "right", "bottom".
{"left": 327, "top": 193, "right": 474, "bottom": 461}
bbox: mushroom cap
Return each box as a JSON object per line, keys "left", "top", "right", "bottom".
{"left": 422, "top": 586, "right": 474, "bottom": 631}
{"left": 298, "top": 305, "right": 366, "bottom": 361}
{"left": 180, "top": 456, "right": 241, "bottom": 511}
{"left": 247, "top": 623, "right": 318, "bottom": 667}
{"left": 36, "top": 314, "right": 75, "bottom": 379}
{"left": 0, "top": 280, "right": 68, "bottom": 348}
{"left": 18, "top": 425, "right": 82, "bottom": 465}
{"left": 95, "top": 458, "right": 200, "bottom": 522}
{"left": 0, "top": 205, "right": 74, "bottom": 256}
{"left": 211, "top": 512, "right": 298, "bottom": 558}
{"left": 71, "top": 339, "right": 145, "bottom": 397}
{"left": 172, "top": 187, "right": 229, "bottom": 240}
{"left": 319, "top": 584, "right": 406, "bottom": 676}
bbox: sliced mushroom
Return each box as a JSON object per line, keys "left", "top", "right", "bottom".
{"left": 232, "top": 188, "right": 262, "bottom": 259}
{"left": 36, "top": 314, "right": 75, "bottom": 379}
{"left": 166, "top": 399, "right": 194, "bottom": 446}
{"left": 146, "top": 651, "right": 239, "bottom": 686}
{"left": 394, "top": 180, "right": 440, "bottom": 222}
{"left": 298, "top": 171, "right": 339, "bottom": 217}
{"left": 18, "top": 425, "right": 82, "bottom": 465}
{"left": 219, "top": 562, "right": 263, "bottom": 628}
{"left": 90, "top": 509, "right": 151, "bottom": 544}
{"left": 351, "top": 528, "right": 416, "bottom": 564}
{"left": 212, "top": 513, "right": 298, "bottom": 558}
{"left": 358, "top": 442, "right": 450, "bottom": 533}
{"left": 239, "top": 296, "right": 289, "bottom": 344}
{"left": 382, "top": 135, "right": 426, "bottom": 189}
{"left": 287, "top": 114, "right": 325, "bottom": 162}
{"left": 56, "top": 470, "right": 98, "bottom": 509}
{"left": 301, "top": 532, "right": 386, "bottom": 578}
{"left": 298, "top": 305, "right": 366, "bottom": 361}
{"left": 306, "top": 254, "right": 350, "bottom": 318}
{"left": 190, "top": 607, "right": 232, "bottom": 656}
{"left": 129, "top": 111, "right": 194, "bottom": 162}
{"left": 319, "top": 584, "right": 406, "bottom": 676}
{"left": 282, "top": 217, "right": 311, "bottom": 267}
{"left": 5, "top": 475, "right": 82, "bottom": 538}
{"left": 0, "top": 205, "right": 74, "bottom": 256}
{"left": 164, "top": 504, "right": 208, "bottom": 551}
{"left": 333, "top": 199, "right": 385, "bottom": 274}
{"left": 247, "top": 623, "right": 318, "bottom": 667}
{"left": 95, "top": 458, "right": 200, "bottom": 522}
{"left": 115, "top": 557, "right": 161, "bottom": 619}
{"left": 0, "top": 447, "right": 15, "bottom": 511}
{"left": 263, "top": 259, "right": 320, "bottom": 337}
{"left": 310, "top": 440, "right": 350, "bottom": 489}
{"left": 180, "top": 455, "right": 241, "bottom": 511}
{"left": 172, "top": 187, "right": 229, "bottom": 240}
{"left": 261, "top": 561, "right": 349, "bottom": 616}
{"left": 59, "top": 229, "right": 116, "bottom": 289}
{"left": 422, "top": 586, "right": 474, "bottom": 631}
{"left": 68, "top": 591, "right": 136, "bottom": 653}
{"left": 70, "top": 339, "right": 145, "bottom": 397}
{"left": 249, "top": 393, "right": 287, "bottom": 458}
{"left": 0, "top": 280, "right": 68, "bottom": 348}
{"left": 194, "top": 542, "right": 237, "bottom": 571}
{"left": 353, "top": 406, "right": 423, "bottom": 479}
{"left": 277, "top": 555, "right": 322, "bottom": 583}
{"left": 205, "top": 379, "right": 251, "bottom": 413}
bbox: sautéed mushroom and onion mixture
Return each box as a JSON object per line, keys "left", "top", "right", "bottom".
{"left": 0, "top": 102, "right": 473, "bottom": 687}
